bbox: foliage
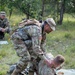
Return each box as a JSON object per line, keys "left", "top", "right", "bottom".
{"left": 0, "top": 0, "right": 75, "bottom": 23}
{"left": 8, "top": 0, "right": 42, "bottom": 19}
{"left": 65, "top": 0, "right": 75, "bottom": 13}
{"left": 0, "top": 0, "right": 8, "bottom": 11}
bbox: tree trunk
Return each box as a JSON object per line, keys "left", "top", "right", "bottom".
{"left": 39, "top": 0, "right": 45, "bottom": 22}
{"left": 26, "top": 14, "right": 29, "bottom": 19}
{"left": 26, "top": 4, "right": 30, "bottom": 19}
{"left": 41, "top": 0, "right": 45, "bottom": 17}
{"left": 58, "top": 0, "right": 65, "bottom": 25}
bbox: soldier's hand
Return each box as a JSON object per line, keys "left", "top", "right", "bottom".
{"left": 44, "top": 59, "right": 52, "bottom": 67}
{"left": 1, "top": 28, "right": 5, "bottom": 32}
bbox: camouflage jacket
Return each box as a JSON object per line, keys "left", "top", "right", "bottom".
{"left": 38, "top": 60, "right": 56, "bottom": 75}
{"left": 15, "top": 24, "right": 46, "bottom": 58}
{"left": 38, "top": 53, "right": 55, "bottom": 75}
{"left": 0, "top": 18, "right": 10, "bottom": 33}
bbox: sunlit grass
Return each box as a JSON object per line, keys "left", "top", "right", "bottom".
{"left": 63, "top": 13, "right": 75, "bottom": 22}
{"left": 0, "top": 40, "right": 19, "bottom": 75}
{"left": 10, "top": 15, "right": 25, "bottom": 25}
{"left": 9, "top": 14, "right": 26, "bottom": 31}
{"left": 46, "top": 13, "right": 75, "bottom": 69}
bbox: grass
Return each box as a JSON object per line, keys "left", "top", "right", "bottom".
{"left": 46, "top": 13, "right": 75, "bottom": 69}
{"left": 0, "top": 40, "right": 19, "bottom": 75}
{"left": 0, "top": 13, "right": 75, "bottom": 75}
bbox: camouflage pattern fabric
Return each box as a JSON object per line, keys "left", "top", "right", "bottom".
{"left": 38, "top": 53, "right": 55, "bottom": 75}
{"left": 0, "top": 18, "right": 10, "bottom": 32}
{"left": 38, "top": 60, "right": 55, "bottom": 75}
{"left": 41, "top": 31, "right": 46, "bottom": 52}
{"left": 11, "top": 25, "right": 47, "bottom": 75}
{"left": 11, "top": 25, "right": 43, "bottom": 57}
{"left": 0, "top": 17, "right": 10, "bottom": 39}
{"left": 11, "top": 30, "right": 31, "bottom": 72}
{"left": 18, "top": 19, "right": 41, "bottom": 28}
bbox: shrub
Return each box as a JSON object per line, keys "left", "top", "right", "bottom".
{"left": 64, "top": 33, "right": 72, "bottom": 39}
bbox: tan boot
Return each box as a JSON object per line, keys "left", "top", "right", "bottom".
{"left": 11, "top": 69, "right": 19, "bottom": 75}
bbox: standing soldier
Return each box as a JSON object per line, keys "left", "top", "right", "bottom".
{"left": 0, "top": 11, "right": 10, "bottom": 40}
{"left": 10, "top": 18, "right": 56, "bottom": 75}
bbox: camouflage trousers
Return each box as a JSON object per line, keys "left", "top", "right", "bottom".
{"left": 11, "top": 32, "right": 31, "bottom": 75}
{"left": 11, "top": 32, "right": 39, "bottom": 75}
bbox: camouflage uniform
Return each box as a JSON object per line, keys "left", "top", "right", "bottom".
{"left": 0, "top": 12, "right": 10, "bottom": 39}
{"left": 38, "top": 60, "right": 56, "bottom": 75}
{"left": 38, "top": 53, "right": 55, "bottom": 75}
{"left": 11, "top": 24, "right": 46, "bottom": 75}
{"left": 11, "top": 18, "right": 56, "bottom": 75}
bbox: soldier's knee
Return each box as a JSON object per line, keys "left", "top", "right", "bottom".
{"left": 7, "top": 65, "right": 16, "bottom": 75}
{"left": 16, "top": 61, "right": 28, "bottom": 71}
{"left": 21, "top": 56, "right": 30, "bottom": 62}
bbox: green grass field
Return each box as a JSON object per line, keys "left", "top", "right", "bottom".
{"left": 0, "top": 13, "right": 75, "bottom": 75}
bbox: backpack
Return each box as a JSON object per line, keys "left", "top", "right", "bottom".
{"left": 18, "top": 19, "right": 41, "bottom": 28}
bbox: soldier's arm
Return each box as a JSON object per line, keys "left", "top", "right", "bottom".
{"left": 31, "top": 26, "right": 43, "bottom": 56}
{"left": 41, "top": 40, "right": 46, "bottom": 52}
{"left": 31, "top": 26, "right": 51, "bottom": 66}
{"left": 56, "top": 63, "right": 64, "bottom": 70}
{"left": 41, "top": 32, "right": 46, "bottom": 52}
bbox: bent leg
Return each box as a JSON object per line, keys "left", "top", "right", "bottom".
{"left": 11, "top": 47, "right": 30, "bottom": 75}
{"left": 11, "top": 33, "right": 30, "bottom": 75}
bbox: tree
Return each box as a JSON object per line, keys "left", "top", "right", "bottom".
{"left": 12, "top": 0, "right": 41, "bottom": 19}
{"left": 57, "top": 0, "right": 65, "bottom": 25}
{"left": 0, "top": 0, "right": 8, "bottom": 11}
{"left": 0, "top": 0, "right": 75, "bottom": 24}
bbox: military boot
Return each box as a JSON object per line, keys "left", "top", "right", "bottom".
{"left": 6, "top": 65, "right": 16, "bottom": 75}
{"left": 11, "top": 69, "right": 20, "bottom": 75}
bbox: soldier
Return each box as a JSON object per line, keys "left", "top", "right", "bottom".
{"left": 38, "top": 53, "right": 65, "bottom": 75}
{"left": 10, "top": 18, "right": 56, "bottom": 75}
{"left": 0, "top": 11, "right": 10, "bottom": 40}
